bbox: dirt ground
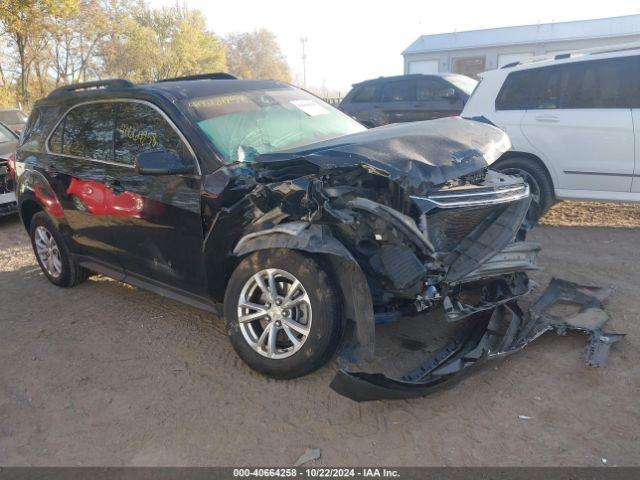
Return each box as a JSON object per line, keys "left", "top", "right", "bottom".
{"left": 1, "top": 202, "right": 639, "bottom": 466}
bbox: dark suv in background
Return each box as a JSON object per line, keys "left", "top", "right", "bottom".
{"left": 339, "top": 73, "right": 477, "bottom": 127}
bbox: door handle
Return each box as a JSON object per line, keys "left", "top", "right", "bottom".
{"left": 106, "top": 179, "right": 125, "bottom": 195}
{"left": 534, "top": 114, "right": 559, "bottom": 123}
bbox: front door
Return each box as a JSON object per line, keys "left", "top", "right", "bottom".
{"left": 107, "top": 101, "right": 206, "bottom": 294}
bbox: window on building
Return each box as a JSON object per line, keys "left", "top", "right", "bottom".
{"left": 451, "top": 56, "right": 486, "bottom": 79}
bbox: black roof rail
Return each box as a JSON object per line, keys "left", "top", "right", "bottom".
{"left": 158, "top": 72, "right": 238, "bottom": 82}
{"left": 48, "top": 79, "right": 134, "bottom": 98}
{"left": 501, "top": 61, "right": 520, "bottom": 69}
{"left": 554, "top": 53, "right": 571, "bottom": 60}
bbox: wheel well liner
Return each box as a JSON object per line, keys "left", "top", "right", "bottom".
{"left": 233, "top": 223, "right": 375, "bottom": 363}
{"left": 19, "top": 199, "right": 43, "bottom": 230}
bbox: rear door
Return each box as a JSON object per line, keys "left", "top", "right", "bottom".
{"left": 378, "top": 79, "right": 415, "bottom": 124}
{"left": 46, "top": 102, "right": 124, "bottom": 270}
{"left": 519, "top": 57, "right": 635, "bottom": 192}
{"left": 414, "top": 77, "right": 464, "bottom": 121}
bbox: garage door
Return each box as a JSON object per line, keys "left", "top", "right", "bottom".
{"left": 408, "top": 60, "right": 439, "bottom": 74}
{"left": 497, "top": 52, "right": 534, "bottom": 67}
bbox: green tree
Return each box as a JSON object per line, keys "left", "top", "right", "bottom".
{"left": 104, "top": 3, "right": 226, "bottom": 83}
{"left": 0, "top": 0, "right": 79, "bottom": 105}
{"left": 225, "top": 29, "right": 291, "bottom": 82}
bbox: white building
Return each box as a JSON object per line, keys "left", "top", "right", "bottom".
{"left": 403, "top": 15, "right": 640, "bottom": 78}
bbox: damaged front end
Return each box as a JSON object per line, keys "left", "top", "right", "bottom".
{"left": 218, "top": 117, "right": 621, "bottom": 401}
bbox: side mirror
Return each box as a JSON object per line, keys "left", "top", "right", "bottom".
{"left": 440, "top": 87, "right": 457, "bottom": 99}
{"left": 135, "top": 149, "right": 195, "bottom": 175}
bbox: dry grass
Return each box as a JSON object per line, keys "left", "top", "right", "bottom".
{"left": 540, "top": 201, "right": 640, "bottom": 228}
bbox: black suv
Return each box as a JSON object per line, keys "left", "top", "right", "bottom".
{"left": 16, "top": 74, "right": 538, "bottom": 400}
{"left": 339, "top": 73, "right": 477, "bottom": 127}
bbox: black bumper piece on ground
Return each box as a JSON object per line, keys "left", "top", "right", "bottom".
{"left": 331, "top": 279, "right": 624, "bottom": 402}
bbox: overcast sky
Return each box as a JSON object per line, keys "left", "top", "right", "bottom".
{"left": 149, "top": 0, "right": 639, "bottom": 94}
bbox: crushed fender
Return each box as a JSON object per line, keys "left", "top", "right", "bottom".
{"left": 330, "top": 278, "right": 624, "bottom": 402}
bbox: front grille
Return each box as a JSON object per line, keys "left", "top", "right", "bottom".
{"left": 426, "top": 204, "right": 507, "bottom": 253}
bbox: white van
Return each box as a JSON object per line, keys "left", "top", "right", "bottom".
{"left": 462, "top": 46, "right": 640, "bottom": 219}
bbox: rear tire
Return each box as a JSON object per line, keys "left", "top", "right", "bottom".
{"left": 29, "top": 212, "right": 89, "bottom": 288}
{"left": 494, "top": 156, "right": 555, "bottom": 222}
{"left": 224, "top": 249, "right": 342, "bottom": 379}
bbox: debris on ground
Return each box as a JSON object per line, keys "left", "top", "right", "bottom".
{"left": 294, "top": 448, "right": 321, "bottom": 466}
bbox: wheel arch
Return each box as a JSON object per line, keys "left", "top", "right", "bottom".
{"left": 230, "top": 223, "right": 376, "bottom": 364}
{"left": 494, "top": 151, "right": 556, "bottom": 200}
{"left": 19, "top": 198, "right": 44, "bottom": 231}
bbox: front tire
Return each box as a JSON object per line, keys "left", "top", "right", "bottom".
{"left": 29, "top": 212, "right": 89, "bottom": 288}
{"left": 494, "top": 156, "right": 555, "bottom": 223}
{"left": 224, "top": 249, "right": 342, "bottom": 379}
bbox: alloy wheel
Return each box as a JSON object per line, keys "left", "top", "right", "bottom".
{"left": 34, "top": 225, "right": 63, "bottom": 278}
{"left": 237, "top": 268, "right": 312, "bottom": 359}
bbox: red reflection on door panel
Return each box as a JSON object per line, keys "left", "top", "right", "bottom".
{"left": 35, "top": 184, "right": 64, "bottom": 218}
{"left": 66, "top": 178, "right": 144, "bottom": 218}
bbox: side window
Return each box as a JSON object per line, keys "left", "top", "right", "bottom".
{"left": 380, "top": 80, "right": 414, "bottom": 102}
{"left": 495, "top": 70, "right": 542, "bottom": 110}
{"left": 497, "top": 57, "right": 640, "bottom": 111}
{"left": 562, "top": 57, "right": 637, "bottom": 109}
{"left": 115, "top": 102, "right": 191, "bottom": 166}
{"left": 48, "top": 120, "right": 64, "bottom": 153}
{"left": 534, "top": 65, "right": 569, "bottom": 109}
{"left": 61, "top": 103, "right": 115, "bottom": 160}
{"left": 351, "top": 85, "right": 378, "bottom": 103}
{"left": 416, "top": 78, "right": 446, "bottom": 101}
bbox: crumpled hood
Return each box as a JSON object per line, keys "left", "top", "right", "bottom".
{"left": 254, "top": 117, "right": 511, "bottom": 194}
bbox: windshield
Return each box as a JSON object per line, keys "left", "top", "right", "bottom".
{"left": 0, "top": 110, "right": 27, "bottom": 124}
{"left": 186, "top": 88, "right": 365, "bottom": 163}
{"left": 0, "top": 122, "right": 15, "bottom": 143}
{"left": 445, "top": 75, "right": 478, "bottom": 96}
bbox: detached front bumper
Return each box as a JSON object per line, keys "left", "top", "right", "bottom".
{"left": 331, "top": 279, "right": 623, "bottom": 402}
